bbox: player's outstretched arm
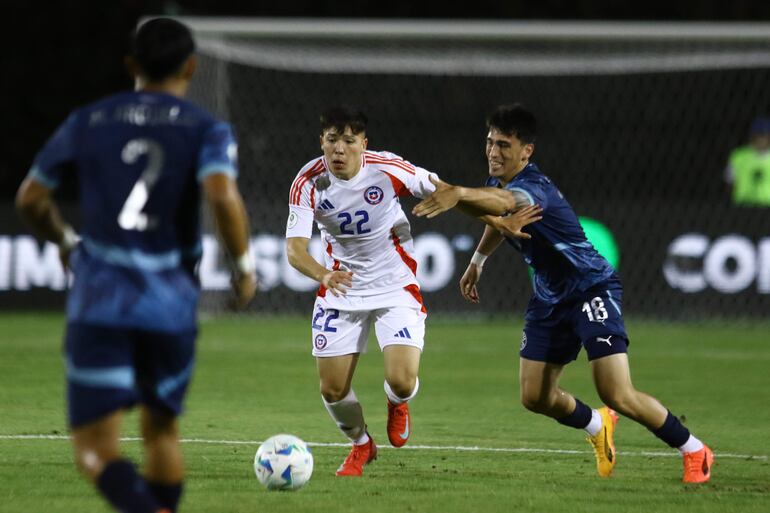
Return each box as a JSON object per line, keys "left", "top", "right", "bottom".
{"left": 413, "top": 176, "right": 520, "bottom": 219}
{"left": 15, "top": 177, "right": 78, "bottom": 269}
{"left": 203, "top": 173, "right": 257, "bottom": 309}
{"left": 286, "top": 237, "right": 353, "bottom": 297}
{"left": 487, "top": 205, "right": 543, "bottom": 240}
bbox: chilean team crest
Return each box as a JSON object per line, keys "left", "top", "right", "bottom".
{"left": 364, "top": 186, "right": 384, "bottom": 205}
{"left": 314, "top": 334, "right": 328, "bottom": 350}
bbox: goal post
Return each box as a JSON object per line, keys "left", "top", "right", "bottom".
{"left": 175, "top": 17, "right": 770, "bottom": 319}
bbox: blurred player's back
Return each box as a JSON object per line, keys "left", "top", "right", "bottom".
{"left": 72, "top": 91, "right": 215, "bottom": 255}
{"left": 15, "top": 18, "right": 255, "bottom": 513}
{"left": 35, "top": 90, "right": 238, "bottom": 332}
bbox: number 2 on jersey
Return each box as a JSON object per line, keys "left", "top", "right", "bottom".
{"left": 118, "top": 138, "right": 164, "bottom": 231}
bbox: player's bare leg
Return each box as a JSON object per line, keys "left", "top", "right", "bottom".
{"left": 383, "top": 345, "right": 421, "bottom": 447}
{"left": 317, "top": 354, "right": 377, "bottom": 476}
{"left": 591, "top": 353, "right": 713, "bottom": 483}
{"left": 72, "top": 410, "right": 124, "bottom": 482}
{"left": 72, "top": 410, "right": 166, "bottom": 512}
{"left": 318, "top": 353, "right": 360, "bottom": 407}
{"left": 519, "top": 357, "right": 618, "bottom": 477}
{"left": 518, "top": 358, "right": 574, "bottom": 417}
{"left": 590, "top": 354, "right": 667, "bottom": 427}
{"left": 141, "top": 407, "right": 184, "bottom": 511}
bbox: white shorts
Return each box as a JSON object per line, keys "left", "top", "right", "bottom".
{"left": 310, "top": 287, "right": 427, "bottom": 357}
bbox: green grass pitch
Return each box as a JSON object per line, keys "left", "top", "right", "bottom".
{"left": 1, "top": 313, "right": 768, "bottom": 512}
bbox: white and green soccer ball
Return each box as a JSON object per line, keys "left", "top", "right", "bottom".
{"left": 253, "top": 434, "right": 314, "bottom": 490}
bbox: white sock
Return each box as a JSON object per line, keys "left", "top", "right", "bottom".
{"left": 583, "top": 409, "right": 603, "bottom": 437}
{"left": 323, "top": 389, "right": 367, "bottom": 443}
{"left": 678, "top": 435, "right": 704, "bottom": 455}
{"left": 384, "top": 376, "right": 420, "bottom": 405}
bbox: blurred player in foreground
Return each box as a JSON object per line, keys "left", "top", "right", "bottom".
{"left": 16, "top": 18, "right": 256, "bottom": 513}
{"left": 413, "top": 103, "right": 713, "bottom": 484}
{"left": 286, "top": 107, "right": 440, "bottom": 476}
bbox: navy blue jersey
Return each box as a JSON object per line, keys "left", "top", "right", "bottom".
{"left": 29, "top": 91, "right": 238, "bottom": 331}
{"left": 486, "top": 163, "right": 616, "bottom": 310}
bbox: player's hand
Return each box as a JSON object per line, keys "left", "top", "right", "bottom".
{"left": 230, "top": 271, "right": 258, "bottom": 310}
{"left": 321, "top": 270, "right": 353, "bottom": 297}
{"left": 57, "top": 226, "right": 80, "bottom": 272}
{"left": 495, "top": 205, "right": 543, "bottom": 239}
{"left": 459, "top": 264, "right": 483, "bottom": 304}
{"left": 59, "top": 245, "right": 73, "bottom": 272}
{"left": 412, "top": 176, "right": 461, "bottom": 219}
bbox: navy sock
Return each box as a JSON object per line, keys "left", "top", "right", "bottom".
{"left": 96, "top": 459, "right": 160, "bottom": 513}
{"left": 148, "top": 481, "right": 183, "bottom": 513}
{"left": 556, "top": 398, "right": 593, "bottom": 429}
{"left": 651, "top": 411, "right": 691, "bottom": 448}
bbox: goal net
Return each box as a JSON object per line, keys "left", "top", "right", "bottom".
{"left": 182, "top": 18, "right": 770, "bottom": 319}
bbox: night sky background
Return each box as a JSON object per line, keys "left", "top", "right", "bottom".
{"left": 3, "top": 0, "right": 770, "bottom": 199}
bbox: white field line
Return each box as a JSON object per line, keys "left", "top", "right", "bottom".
{"left": 0, "top": 434, "right": 765, "bottom": 460}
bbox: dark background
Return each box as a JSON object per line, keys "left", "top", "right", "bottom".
{"left": 3, "top": 0, "right": 770, "bottom": 198}
{"left": 2, "top": 1, "right": 769, "bottom": 318}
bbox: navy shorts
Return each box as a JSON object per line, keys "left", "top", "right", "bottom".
{"left": 65, "top": 322, "right": 196, "bottom": 428}
{"left": 520, "top": 283, "right": 629, "bottom": 365}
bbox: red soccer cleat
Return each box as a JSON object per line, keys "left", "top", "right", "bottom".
{"left": 683, "top": 445, "right": 714, "bottom": 484}
{"left": 387, "top": 400, "right": 411, "bottom": 448}
{"left": 335, "top": 435, "right": 378, "bottom": 477}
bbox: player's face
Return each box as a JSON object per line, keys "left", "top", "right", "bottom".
{"left": 486, "top": 128, "right": 533, "bottom": 182}
{"left": 320, "top": 126, "right": 367, "bottom": 179}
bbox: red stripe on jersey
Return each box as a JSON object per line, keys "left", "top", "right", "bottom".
{"left": 367, "top": 158, "right": 416, "bottom": 176}
{"left": 404, "top": 284, "right": 427, "bottom": 314}
{"left": 391, "top": 229, "right": 417, "bottom": 275}
{"left": 290, "top": 160, "right": 325, "bottom": 205}
{"left": 291, "top": 164, "right": 324, "bottom": 205}
{"left": 316, "top": 243, "right": 341, "bottom": 298}
{"left": 292, "top": 168, "right": 323, "bottom": 206}
{"left": 292, "top": 159, "right": 323, "bottom": 194}
{"left": 382, "top": 170, "right": 411, "bottom": 198}
{"left": 309, "top": 185, "right": 316, "bottom": 209}
{"left": 365, "top": 153, "right": 416, "bottom": 175}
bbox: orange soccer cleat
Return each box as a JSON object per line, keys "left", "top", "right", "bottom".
{"left": 387, "top": 400, "right": 411, "bottom": 448}
{"left": 335, "top": 435, "right": 378, "bottom": 477}
{"left": 586, "top": 406, "right": 619, "bottom": 477}
{"left": 682, "top": 445, "right": 714, "bottom": 484}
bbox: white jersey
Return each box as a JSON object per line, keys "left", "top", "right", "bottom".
{"left": 286, "top": 150, "right": 438, "bottom": 298}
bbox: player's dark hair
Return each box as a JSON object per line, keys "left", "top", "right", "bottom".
{"left": 131, "top": 18, "right": 195, "bottom": 82}
{"left": 486, "top": 104, "right": 537, "bottom": 144}
{"left": 320, "top": 107, "right": 368, "bottom": 135}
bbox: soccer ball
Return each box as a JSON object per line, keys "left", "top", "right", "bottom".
{"left": 253, "top": 434, "right": 313, "bottom": 490}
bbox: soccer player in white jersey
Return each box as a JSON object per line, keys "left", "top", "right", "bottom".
{"left": 285, "top": 107, "right": 438, "bottom": 477}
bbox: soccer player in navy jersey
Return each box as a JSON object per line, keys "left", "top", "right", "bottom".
{"left": 15, "top": 19, "right": 256, "bottom": 513}
{"left": 413, "top": 104, "right": 713, "bottom": 484}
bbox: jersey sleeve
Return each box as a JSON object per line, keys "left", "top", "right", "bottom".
{"left": 286, "top": 161, "right": 322, "bottom": 239}
{"left": 408, "top": 165, "right": 439, "bottom": 198}
{"left": 370, "top": 151, "right": 438, "bottom": 199}
{"left": 506, "top": 179, "right": 547, "bottom": 209}
{"left": 197, "top": 121, "right": 238, "bottom": 181}
{"left": 27, "top": 112, "right": 79, "bottom": 189}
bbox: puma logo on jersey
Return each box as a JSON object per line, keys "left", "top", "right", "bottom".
{"left": 597, "top": 335, "right": 612, "bottom": 346}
